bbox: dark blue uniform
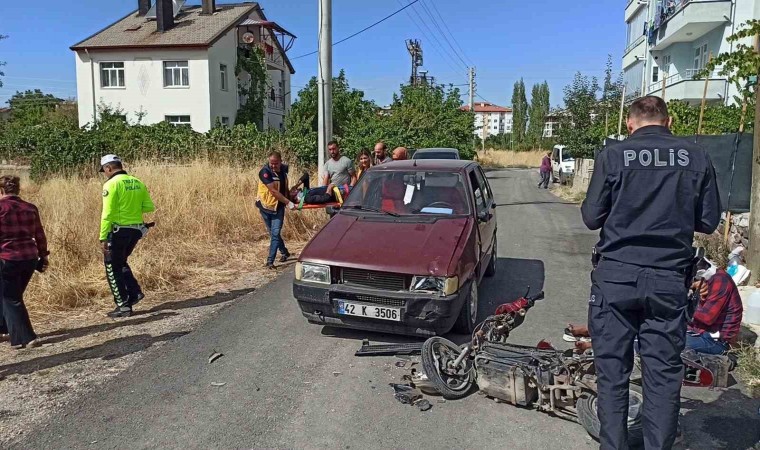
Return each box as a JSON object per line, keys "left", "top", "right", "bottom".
{"left": 581, "top": 125, "right": 721, "bottom": 449}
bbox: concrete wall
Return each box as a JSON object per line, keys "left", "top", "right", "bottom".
{"left": 208, "top": 28, "right": 240, "bottom": 127}
{"left": 75, "top": 48, "right": 211, "bottom": 131}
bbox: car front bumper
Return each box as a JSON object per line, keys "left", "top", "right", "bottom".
{"left": 292, "top": 280, "right": 468, "bottom": 337}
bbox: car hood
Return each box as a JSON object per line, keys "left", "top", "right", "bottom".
{"left": 300, "top": 213, "right": 471, "bottom": 277}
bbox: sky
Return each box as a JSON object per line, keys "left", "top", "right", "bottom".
{"left": 0, "top": 0, "right": 623, "bottom": 109}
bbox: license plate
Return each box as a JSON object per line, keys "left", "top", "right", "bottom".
{"left": 337, "top": 300, "right": 401, "bottom": 322}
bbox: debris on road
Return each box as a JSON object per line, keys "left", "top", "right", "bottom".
{"left": 332, "top": 371, "right": 342, "bottom": 377}
{"left": 355, "top": 339, "right": 423, "bottom": 357}
{"left": 416, "top": 399, "right": 432, "bottom": 411}
{"left": 210, "top": 382, "right": 226, "bottom": 387}
{"left": 208, "top": 351, "right": 224, "bottom": 364}
{"left": 395, "top": 361, "right": 407, "bottom": 368}
{"left": 389, "top": 383, "right": 422, "bottom": 405}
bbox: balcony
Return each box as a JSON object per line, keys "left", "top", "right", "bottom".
{"left": 268, "top": 96, "right": 285, "bottom": 110}
{"left": 646, "top": 69, "right": 727, "bottom": 103}
{"left": 623, "top": 36, "right": 646, "bottom": 69}
{"left": 650, "top": 0, "right": 731, "bottom": 51}
{"left": 625, "top": 0, "right": 647, "bottom": 23}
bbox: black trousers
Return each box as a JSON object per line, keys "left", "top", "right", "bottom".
{"left": 539, "top": 171, "right": 550, "bottom": 188}
{"left": 104, "top": 228, "right": 143, "bottom": 308}
{"left": 0, "top": 259, "right": 38, "bottom": 346}
{"left": 589, "top": 259, "right": 686, "bottom": 450}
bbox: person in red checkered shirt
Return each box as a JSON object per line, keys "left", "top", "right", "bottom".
{"left": 688, "top": 263, "right": 743, "bottom": 355}
{"left": 0, "top": 175, "right": 49, "bottom": 349}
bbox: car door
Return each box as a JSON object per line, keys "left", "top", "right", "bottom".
{"left": 468, "top": 167, "right": 496, "bottom": 280}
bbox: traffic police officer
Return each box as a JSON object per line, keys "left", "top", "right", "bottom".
{"left": 581, "top": 96, "right": 721, "bottom": 449}
{"left": 99, "top": 155, "right": 155, "bottom": 318}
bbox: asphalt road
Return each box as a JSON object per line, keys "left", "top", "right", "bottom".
{"left": 18, "top": 169, "right": 760, "bottom": 449}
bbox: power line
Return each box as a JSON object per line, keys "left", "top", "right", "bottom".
{"left": 405, "top": 0, "right": 466, "bottom": 72}
{"left": 397, "top": 0, "right": 466, "bottom": 79}
{"left": 417, "top": 0, "right": 469, "bottom": 69}
{"left": 424, "top": 0, "right": 475, "bottom": 67}
{"left": 292, "top": 0, "right": 422, "bottom": 60}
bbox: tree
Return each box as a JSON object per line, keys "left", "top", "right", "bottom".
{"left": 0, "top": 35, "right": 6, "bottom": 88}
{"left": 599, "top": 55, "right": 624, "bottom": 136}
{"left": 285, "top": 70, "right": 377, "bottom": 163}
{"left": 7, "top": 89, "right": 63, "bottom": 125}
{"left": 378, "top": 84, "right": 475, "bottom": 159}
{"left": 235, "top": 46, "right": 268, "bottom": 129}
{"left": 527, "top": 81, "right": 551, "bottom": 148}
{"left": 561, "top": 72, "right": 600, "bottom": 158}
{"left": 511, "top": 79, "right": 528, "bottom": 146}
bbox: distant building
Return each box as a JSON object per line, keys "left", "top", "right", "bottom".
{"left": 543, "top": 113, "right": 561, "bottom": 138}
{"left": 462, "top": 102, "right": 513, "bottom": 138}
{"left": 71, "top": 0, "right": 296, "bottom": 132}
{"left": 622, "top": 0, "right": 760, "bottom": 105}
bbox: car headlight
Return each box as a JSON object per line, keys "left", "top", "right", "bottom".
{"left": 410, "top": 276, "right": 458, "bottom": 296}
{"left": 295, "top": 262, "right": 331, "bottom": 284}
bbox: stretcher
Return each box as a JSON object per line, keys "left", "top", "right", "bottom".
{"left": 298, "top": 202, "right": 340, "bottom": 210}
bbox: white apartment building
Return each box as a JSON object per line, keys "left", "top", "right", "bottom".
{"left": 71, "top": 0, "right": 295, "bottom": 133}
{"left": 623, "top": 0, "right": 760, "bottom": 105}
{"left": 463, "top": 102, "right": 513, "bottom": 138}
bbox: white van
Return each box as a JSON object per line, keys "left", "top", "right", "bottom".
{"left": 551, "top": 145, "right": 574, "bottom": 185}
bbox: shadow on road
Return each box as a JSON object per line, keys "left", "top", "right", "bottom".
{"left": 496, "top": 200, "right": 575, "bottom": 207}
{"left": 39, "top": 312, "right": 179, "bottom": 345}
{"left": 678, "top": 388, "right": 760, "bottom": 450}
{"left": 0, "top": 331, "right": 188, "bottom": 378}
{"left": 479, "top": 257, "right": 546, "bottom": 319}
{"left": 145, "top": 288, "right": 255, "bottom": 313}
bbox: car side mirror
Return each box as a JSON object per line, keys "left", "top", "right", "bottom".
{"left": 325, "top": 205, "right": 340, "bottom": 217}
{"left": 477, "top": 210, "right": 492, "bottom": 222}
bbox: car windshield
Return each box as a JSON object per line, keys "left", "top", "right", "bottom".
{"left": 344, "top": 170, "right": 471, "bottom": 216}
{"left": 413, "top": 151, "right": 458, "bottom": 160}
{"left": 562, "top": 151, "right": 574, "bottom": 161}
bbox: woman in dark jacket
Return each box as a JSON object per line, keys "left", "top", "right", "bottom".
{"left": 0, "top": 175, "right": 48, "bottom": 349}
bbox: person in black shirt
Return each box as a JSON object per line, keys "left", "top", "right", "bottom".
{"left": 581, "top": 96, "right": 721, "bottom": 450}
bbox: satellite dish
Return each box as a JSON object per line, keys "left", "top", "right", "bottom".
{"left": 242, "top": 32, "right": 256, "bottom": 44}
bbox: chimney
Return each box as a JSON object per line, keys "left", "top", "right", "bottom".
{"left": 138, "top": 0, "right": 151, "bottom": 16}
{"left": 201, "top": 0, "right": 216, "bottom": 15}
{"left": 156, "top": 0, "right": 174, "bottom": 32}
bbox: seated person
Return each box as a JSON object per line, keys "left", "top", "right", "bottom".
{"left": 380, "top": 176, "right": 408, "bottom": 214}
{"left": 688, "top": 260, "right": 743, "bottom": 355}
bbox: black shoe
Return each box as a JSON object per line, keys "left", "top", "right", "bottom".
{"left": 107, "top": 306, "right": 133, "bottom": 318}
{"left": 280, "top": 253, "right": 291, "bottom": 263}
{"left": 265, "top": 263, "right": 276, "bottom": 270}
{"left": 129, "top": 292, "right": 145, "bottom": 306}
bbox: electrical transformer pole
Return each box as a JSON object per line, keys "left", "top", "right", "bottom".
{"left": 317, "top": 0, "right": 332, "bottom": 181}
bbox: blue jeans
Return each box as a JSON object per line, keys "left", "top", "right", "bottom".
{"left": 260, "top": 207, "right": 289, "bottom": 264}
{"left": 686, "top": 331, "right": 728, "bottom": 355}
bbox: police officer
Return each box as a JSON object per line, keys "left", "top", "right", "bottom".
{"left": 581, "top": 96, "right": 720, "bottom": 449}
{"left": 99, "top": 155, "right": 156, "bottom": 318}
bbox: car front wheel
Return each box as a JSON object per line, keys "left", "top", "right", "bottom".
{"left": 453, "top": 279, "right": 479, "bottom": 334}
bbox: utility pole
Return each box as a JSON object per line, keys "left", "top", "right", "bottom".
{"left": 469, "top": 67, "right": 476, "bottom": 149}
{"left": 406, "top": 39, "right": 422, "bottom": 86}
{"left": 747, "top": 34, "right": 760, "bottom": 283}
{"left": 317, "top": 0, "right": 332, "bottom": 181}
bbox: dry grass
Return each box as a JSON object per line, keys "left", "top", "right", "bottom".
{"left": 18, "top": 160, "right": 326, "bottom": 322}
{"left": 476, "top": 150, "right": 545, "bottom": 168}
{"left": 732, "top": 343, "right": 760, "bottom": 395}
{"left": 551, "top": 184, "right": 587, "bottom": 204}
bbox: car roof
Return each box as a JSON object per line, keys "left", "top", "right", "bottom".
{"left": 414, "top": 148, "right": 459, "bottom": 153}
{"left": 371, "top": 159, "right": 477, "bottom": 171}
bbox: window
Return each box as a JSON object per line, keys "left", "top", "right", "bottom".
{"left": 163, "top": 61, "right": 189, "bottom": 87}
{"left": 220, "top": 64, "right": 228, "bottom": 91}
{"left": 221, "top": 116, "right": 230, "bottom": 127}
{"left": 100, "top": 62, "right": 125, "bottom": 88}
{"left": 165, "top": 115, "right": 191, "bottom": 126}
{"left": 652, "top": 66, "right": 659, "bottom": 83}
{"left": 468, "top": 170, "right": 485, "bottom": 213}
{"left": 662, "top": 55, "right": 672, "bottom": 76}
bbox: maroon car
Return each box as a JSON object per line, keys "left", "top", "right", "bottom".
{"left": 293, "top": 160, "right": 497, "bottom": 336}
